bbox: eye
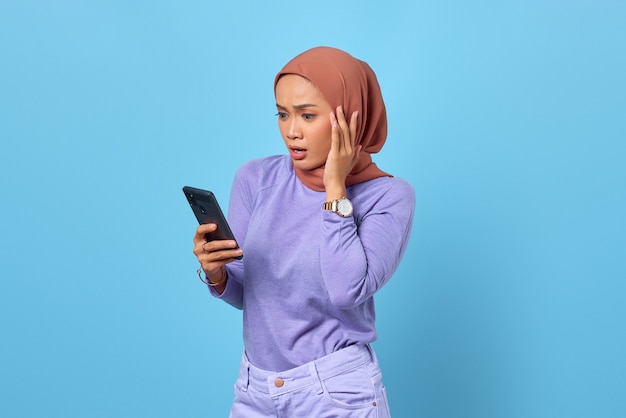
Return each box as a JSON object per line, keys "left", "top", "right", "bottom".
{"left": 275, "top": 112, "right": 288, "bottom": 120}
{"left": 302, "top": 113, "right": 315, "bottom": 121}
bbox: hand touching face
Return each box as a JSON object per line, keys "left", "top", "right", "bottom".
{"left": 324, "top": 105, "right": 360, "bottom": 197}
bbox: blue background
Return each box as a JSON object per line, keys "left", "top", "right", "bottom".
{"left": 1, "top": 1, "right": 624, "bottom": 417}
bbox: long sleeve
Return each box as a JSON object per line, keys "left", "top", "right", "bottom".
{"left": 206, "top": 162, "right": 257, "bottom": 309}
{"left": 320, "top": 178, "right": 415, "bottom": 309}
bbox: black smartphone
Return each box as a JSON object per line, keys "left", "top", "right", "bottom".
{"left": 182, "top": 186, "right": 242, "bottom": 259}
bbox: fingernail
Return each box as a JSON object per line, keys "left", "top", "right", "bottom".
{"left": 338, "top": 106, "right": 343, "bottom": 113}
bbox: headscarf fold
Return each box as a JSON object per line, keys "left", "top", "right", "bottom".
{"left": 274, "top": 46, "right": 391, "bottom": 191}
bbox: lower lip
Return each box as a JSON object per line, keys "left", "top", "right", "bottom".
{"left": 289, "top": 149, "right": 307, "bottom": 160}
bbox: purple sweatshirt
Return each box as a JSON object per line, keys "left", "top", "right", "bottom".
{"left": 212, "top": 155, "right": 415, "bottom": 372}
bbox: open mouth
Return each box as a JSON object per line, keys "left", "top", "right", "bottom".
{"left": 289, "top": 147, "right": 307, "bottom": 159}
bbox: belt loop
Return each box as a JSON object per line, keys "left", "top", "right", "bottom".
{"left": 309, "top": 362, "right": 323, "bottom": 395}
{"left": 244, "top": 364, "right": 250, "bottom": 391}
{"left": 241, "top": 353, "right": 250, "bottom": 392}
{"left": 366, "top": 344, "right": 379, "bottom": 366}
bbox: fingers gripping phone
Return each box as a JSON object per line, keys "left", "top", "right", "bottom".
{"left": 182, "top": 186, "right": 242, "bottom": 260}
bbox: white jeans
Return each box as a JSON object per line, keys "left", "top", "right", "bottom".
{"left": 230, "top": 344, "right": 391, "bottom": 418}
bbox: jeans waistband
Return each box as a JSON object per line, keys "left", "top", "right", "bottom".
{"left": 240, "top": 344, "right": 378, "bottom": 397}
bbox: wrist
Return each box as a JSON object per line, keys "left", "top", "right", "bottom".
{"left": 324, "top": 185, "right": 347, "bottom": 202}
{"left": 208, "top": 267, "right": 227, "bottom": 286}
{"left": 196, "top": 267, "right": 228, "bottom": 295}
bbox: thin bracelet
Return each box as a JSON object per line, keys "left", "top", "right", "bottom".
{"left": 196, "top": 268, "right": 228, "bottom": 287}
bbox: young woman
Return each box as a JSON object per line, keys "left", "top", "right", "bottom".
{"left": 193, "top": 46, "right": 415, "bottom": 417}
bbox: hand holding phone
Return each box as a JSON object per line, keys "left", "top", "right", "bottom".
{"left": 183, "top": 186, "right": 242, "bottom": 260}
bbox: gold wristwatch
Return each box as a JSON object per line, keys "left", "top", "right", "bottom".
{"left": 323, "top": 197, "right": 353, "bottom": 218}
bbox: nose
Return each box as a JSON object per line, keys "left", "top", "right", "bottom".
{"left": 287, "top": 118, "right": 302, "bottom": 140}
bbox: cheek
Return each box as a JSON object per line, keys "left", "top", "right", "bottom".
{"left": 278, "top": 122, "right": 288, "bottom": 140}
{"left": 312, "top": 123, "right": 332, "bottom": 156}
{"left": 321, "top": 123, "right": 333, "bottom": 148}
{"left": 312, "top": 118, "right": 331, "bottom": 138}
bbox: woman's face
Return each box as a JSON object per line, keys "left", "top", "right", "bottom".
{"left": 275, "top": 74, "right": 333, "bottom": 171}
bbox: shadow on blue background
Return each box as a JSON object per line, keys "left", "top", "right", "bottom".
{"left": 1, "top": 1, "right": 624, "bottom": 417}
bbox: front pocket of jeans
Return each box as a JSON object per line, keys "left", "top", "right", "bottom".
{"left": 322, "top": 365, "right": 377, "bottom": 408}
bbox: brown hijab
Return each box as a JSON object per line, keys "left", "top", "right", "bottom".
{"left": 274, "top": 46, "right": 391, "bottom": 191}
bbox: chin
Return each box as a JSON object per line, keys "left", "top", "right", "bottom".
{"left": 292, "top": 159, "right": 323, "bottom": 172}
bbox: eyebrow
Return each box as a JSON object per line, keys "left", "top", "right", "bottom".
{"left": 276, "top": 103, "right": 319, "bottom": 110}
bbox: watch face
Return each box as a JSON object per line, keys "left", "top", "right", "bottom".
{"left": 337, "top": 198, "right": 353, "bottom": 217}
